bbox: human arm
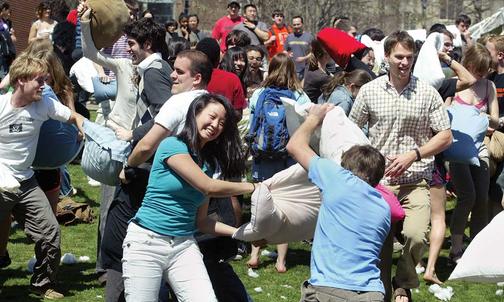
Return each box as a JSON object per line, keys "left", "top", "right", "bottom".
{"left": 244, "top": 21, "right": 269, "bottom": 41}
{"left": 28, "top": 22, "right": 38, "bottom": 43}
{"left": 9, "top": 27, "right": 16, "bottom": 43}
{"left": 286, "top": 103, "right": 334, "bottom": 170}
{"left": 196, "top": 200, "right": 238, "bottom": 236}
{"left": 385, "top": 129, "right": 452, "bottom": 177}
{"left": 487, "top": 81, "right": 500, "bottom": 129}
{"left": 128, "top": 123, "right": 172, "bottom": 166}
{"left": 166, "top": 153, "right": 256, "bottom": 197}
{"left": 66, "top": 111, "right": 86, "bottom": 138}
{"left": 438, "top": 51, "right": 476, "bottom": 92}
{"left": 79, "top": 7, "right": 121, "bottom": 72}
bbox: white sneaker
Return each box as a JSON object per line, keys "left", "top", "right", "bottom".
{"left": 87, "top": 177, "right": 101, "bottom": 187}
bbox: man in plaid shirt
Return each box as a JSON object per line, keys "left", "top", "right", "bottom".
{"left": 349, "top": 31, "right": 452, "bottom": 302}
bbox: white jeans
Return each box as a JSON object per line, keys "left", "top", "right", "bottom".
{"left": 122, "top": 223, "right": 217, "bottom": 302}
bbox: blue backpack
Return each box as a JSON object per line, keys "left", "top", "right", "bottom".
{"left": 247, "top": 87, "right": 295, "bottom": 159}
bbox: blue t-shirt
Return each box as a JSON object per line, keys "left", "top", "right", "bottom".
{"left": 134, "top": 137, "right": 213, "bottom": 236}
{"left": 308, "top": 156, "right": 391, "bottom": 293}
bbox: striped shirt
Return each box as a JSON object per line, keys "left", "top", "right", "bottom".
{"left": 349, "top": 75, "right": 450, "bottom": 185}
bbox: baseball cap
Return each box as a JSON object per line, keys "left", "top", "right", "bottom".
{"left": 227, "top": 1, "right": 240, "bottom": 8}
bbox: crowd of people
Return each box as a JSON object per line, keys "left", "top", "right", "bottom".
{"left": 0, "top": 0, "right": 503, "bottom": 301}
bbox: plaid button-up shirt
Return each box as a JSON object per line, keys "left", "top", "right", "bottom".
{"left": 349, "top": 75, "right": 450, "bottom": 185}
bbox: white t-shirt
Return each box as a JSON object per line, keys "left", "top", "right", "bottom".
{"left": 0, "top": 92, "right": 72, "bottom": 180}
{"left": 154, "top": 89, "right": 207, "bottom": 134}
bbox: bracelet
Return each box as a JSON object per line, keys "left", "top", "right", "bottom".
{"left": 414, "top": 148, "right": 421, "bottom": 161}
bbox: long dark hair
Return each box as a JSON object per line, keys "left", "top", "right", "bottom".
{"left": 220, "top": 47, "right": 249, "bottom": 94}
{"left": 177, "top": 94, "right": 245, "bottom": 179}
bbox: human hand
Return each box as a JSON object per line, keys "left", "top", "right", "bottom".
{"left": 438, "top": 51, "right": 451, "bottom": 64}
{"left": 115, "top": 127, "right": 133, "bottom": 141}
{"left": 78, "top": 3, "right": 91, "bottom": 20}
{"left": 99, "top": 75, "right": 111, "bottom": 84}
{"left": 243, "top": 20, "right": 255, "bottom": 30}
{"left": 385, "top": 151, "right": 417, "bottom": 178}
{"left": 119, "top": 168, "right": 130, "bottom": 184}
{"left": 307, "top": 103, "right": 334, "bottom": 125}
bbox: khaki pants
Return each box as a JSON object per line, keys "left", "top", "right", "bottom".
{"left": 300, "top": 281, "right": 384, "bottom": 302}
{"left": 382, "top": 179, "right": 431, "bottom": 290}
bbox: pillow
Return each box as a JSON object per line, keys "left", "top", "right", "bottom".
{"left": 449, "top": 211, "right": 504, "bottom": 282}
{"left": 320, "top": 106, "right": 370, "bottom": 163}
{"left": 281, "top": 97, "right": 320, "bottom": 153}
{"left": 69, "top": 57, "right": 99, "bottom": 93}
{"left": 413, "top": 33, "right": 445, "bottom": 90}
{"left": 233, "top": 163, "right": 321, "bottom": 244}
{"left": 92, "top": 77, "right": 118, "bottom": 103}
{"left": 32, "top": 86, "right": 83, "bottom": 169}
{"left": 376, "top": 184, "right": 405, "bottom": 223}
{"left": 317, "top": 28, "right": 367, "bottom": 68}
{"left": 81, "top": 120, "right": 131, "bottom": 186}
{"left": 87, "top": 0, "right": 129, "bottom": 49}
{"left": 488, "top": 131, "right": 504, "bottom": 162}
{"left": 443, "top": 105, "right": 489, "bottom": 166}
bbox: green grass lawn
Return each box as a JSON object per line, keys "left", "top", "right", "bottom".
{"left": 0, "top": 114, "right": 503, "bottom": 301}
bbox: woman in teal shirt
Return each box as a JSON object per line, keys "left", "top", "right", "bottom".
{"left": 122, "top": 94, "right": 256, "bottom": 302}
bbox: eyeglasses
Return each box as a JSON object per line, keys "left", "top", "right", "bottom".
{"left": 248, "top": 56, "right": 263, "bottom": 62}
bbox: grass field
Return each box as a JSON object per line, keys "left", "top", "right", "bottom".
{"left": 0, "top": 118, "right": 503, "bottom": 301}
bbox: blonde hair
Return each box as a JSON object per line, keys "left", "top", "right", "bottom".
{"left": 262, "top": 53, "right": 302, "bottom": 91}
{"left": 488, "top": 35, "right": 504, "bottom": 53}
{"left": 462, "top": 43, "right": 492, "bottom": 76}
{"left": 9, "top": 55, "right": 47, "bottom": 88}
{"left": 23, "top": 39, "right": 73, "bottom": 106}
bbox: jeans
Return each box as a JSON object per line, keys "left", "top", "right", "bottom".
{"left": 122, "top": 223, "right": 217, "bottom": 302}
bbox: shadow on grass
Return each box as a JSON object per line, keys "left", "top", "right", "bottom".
{"left": 0, "top": 262, "right": 99, "bottom": 300}
{"left": 73, "top": 186, "right": 100, "bottom": 208}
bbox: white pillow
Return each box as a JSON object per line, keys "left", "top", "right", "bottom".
{"left": 320, "top": 106, "right": 370, "bottom": 163}
{"left": 449, "top": 211, "right": 504, "bottom": 282}
{"left": 281, "top": 97, "right": 320, "bottom": 153}
{"left": 413, "top": 32, "right": 445, "bottom": 90}
{"left": 232, "top": 164, "right": 321, "bottom": 244}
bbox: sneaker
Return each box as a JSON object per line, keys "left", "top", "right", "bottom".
{"left": 87, "top": 177, "right": 101, "bottom": 187}
{"left": 30, "top": 286, "right": 64, "bottom": 300}
{"left": 0, "top": 251, "right": 11, "bottom": 268}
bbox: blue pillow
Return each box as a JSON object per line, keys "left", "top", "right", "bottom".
{"left": 81, "top": 120, "right": 131, "bottom": 185}
{"left": 443, "top": 105, "right": 488, "bottom": 166}
{"left": 91, "top": 77, "right": 117, "bottom": 103}
{"left": 32, "top": 86, "right": 83, "bottom": 169}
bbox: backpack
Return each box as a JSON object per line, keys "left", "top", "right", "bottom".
{"left": 247, "top": 87, "right": 295, "bottom": 159}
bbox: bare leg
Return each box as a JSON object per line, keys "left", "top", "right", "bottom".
{"left": 44, "top": 186, "right": 61, "bottom": 216}
{"left": 275, "top": 243, "right": 288, "bottom": 273}
{"left": 423, "top": 185, "right": 445, "bottom": 285}
{"left": 246, "top": 245, "right": 261, "bottom": 268}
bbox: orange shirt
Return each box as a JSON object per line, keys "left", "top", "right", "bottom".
{"left": 267, "top": 23, "right": 292, "bottom": 59}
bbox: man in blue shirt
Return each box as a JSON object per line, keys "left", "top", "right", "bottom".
{"left": 286, "top": 103, "right": 391, "bottom": 302}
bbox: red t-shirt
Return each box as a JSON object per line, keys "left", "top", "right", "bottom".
{"left": 207, "top": 69, "right": 247, "bottom": 110}
{"left": 267, "top": 23, "right": 292, "bottom": 59}
{"left": 211, "top": 15, "right": 244, "bottom": 52}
